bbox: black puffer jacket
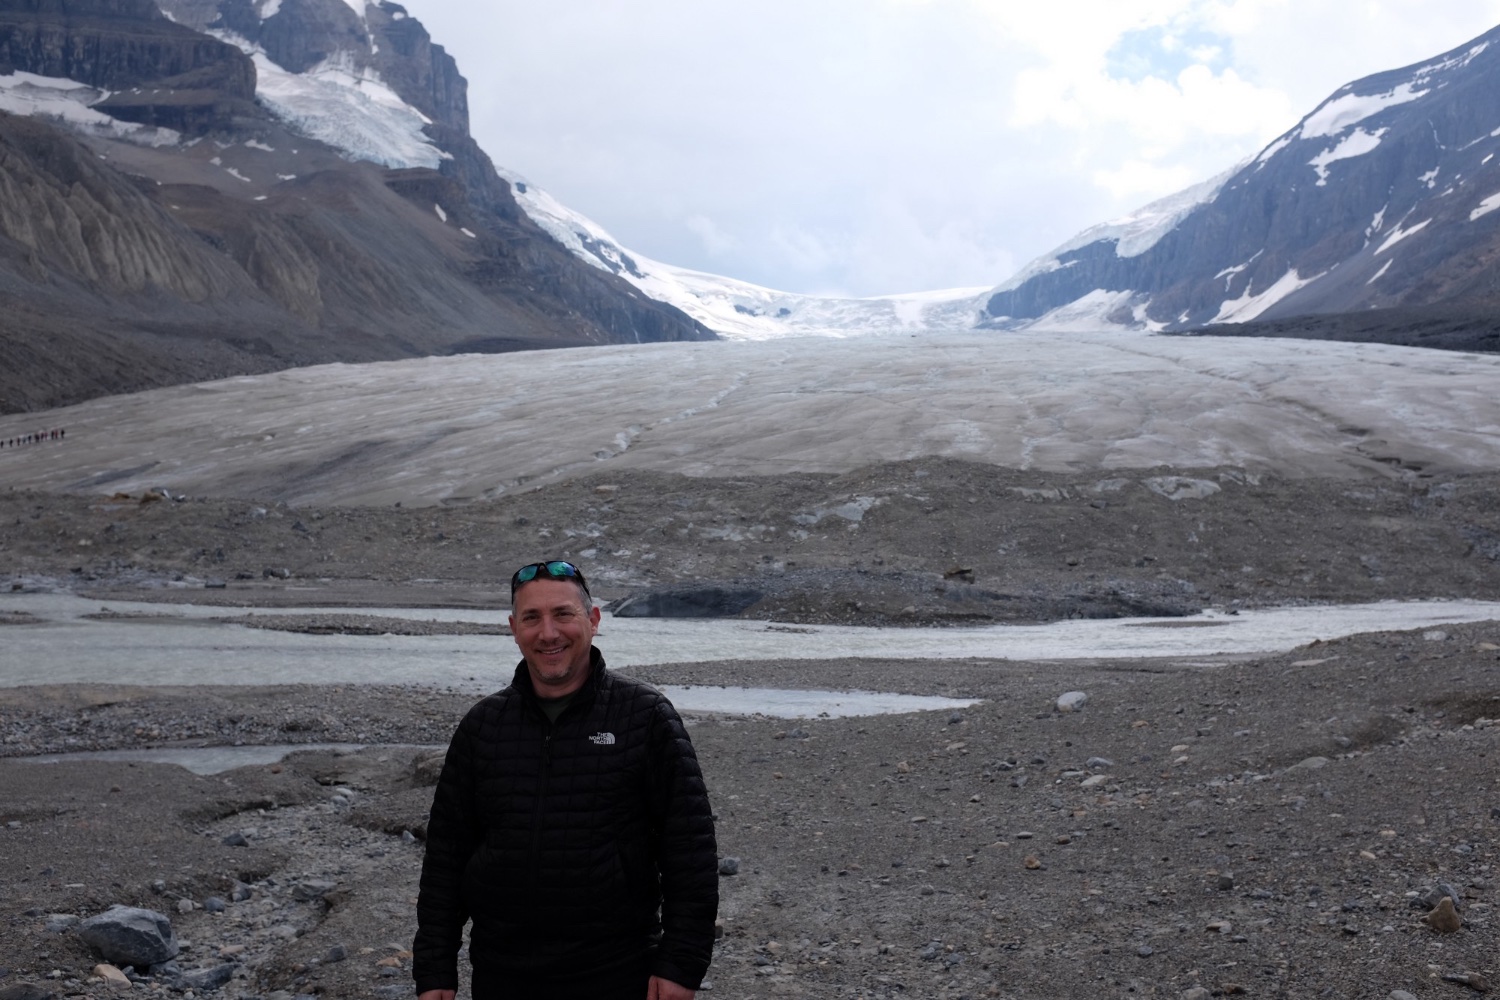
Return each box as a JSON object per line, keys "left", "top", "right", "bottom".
{"left": 413, "top": 648, "right": 718, "bottom": 992}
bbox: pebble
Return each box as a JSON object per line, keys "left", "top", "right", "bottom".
{"left": 1389, "top": 991, "right": 1418, "bottom": 1000}
{"left": 1422, "top": 883, "right": 1463, "bottom": 910}
{"left": 1443, "top": 972, "right": 1492, "bottom": 992}
{"left": 1423, "top": 897, "right": 1462, "bottom": 933}
{"left": 93, "top": 964, "right": 130, "bottom": 990}
{"left": 1136, "top": 945, "right": 1153, "bottom": 957}
{"left": 202, "top": 897, "right": 226, "bottom": 914}
{"left": 176, "top": 898, "right": 195, "bottom": 914}
{"left": 180, "top": 964, "right": 237, "bottom": 990}
{"left": 1217, "top": 873, "right": 1235, "bottom": 891}
{"left": 290, "top": 879, "right": 337, "bottom": 902}
{"left": 718, "top": 857, "right": 740, "bottom": 876}
{"left": 1086, "top": 757, "right": 1114, "bottom": 769}
{"left": 1182, "top": 989, "right": 1211, "bottom": 1000}
{"left": 221, "top": 832, "right": 250, "bottom": 847}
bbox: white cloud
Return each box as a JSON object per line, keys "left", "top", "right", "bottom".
{"left": 684, "top": 213, "right": 736, "bottom": 257}
{"left": 403, "top": 0, "right": 1500, "bottom": 296}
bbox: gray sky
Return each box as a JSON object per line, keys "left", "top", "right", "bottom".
{"left": 403, "top": 1, "right": 1500, "bottom": 298}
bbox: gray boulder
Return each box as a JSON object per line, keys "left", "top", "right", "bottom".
{"left": 412, "top": 749, "right": 447, "bottom": 786}
{"left": 77, "top": 906, "right": 178, "bottom": 967}
{"left": 610, "top": 587, "right": 763, "bottom": 619}
{"left": 179, "top": 964, "right": 238, "bottom": 991}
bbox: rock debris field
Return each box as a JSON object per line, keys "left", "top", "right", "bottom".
{"left": 1, "top": 452, "right": 1499, "bottom": 998}
{"left": 1, "top": 623, "right": 1498, "bottom": 999}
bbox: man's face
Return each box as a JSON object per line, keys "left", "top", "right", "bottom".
{"left": 509, "top": 578, "right": 600, "bottom": 697}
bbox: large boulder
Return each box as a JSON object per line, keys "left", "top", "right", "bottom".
{"left": 77, "top": 905, "right": 178, "bottom": 967}
{"left": 609, "top": 587, "right": 763, "bottom": 619}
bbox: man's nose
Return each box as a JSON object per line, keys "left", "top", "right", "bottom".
{"left": 536, "top": 615, "right": 561, "bottom": 637}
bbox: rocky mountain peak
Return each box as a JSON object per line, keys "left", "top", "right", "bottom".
{"left": 981, "top": 22, "right": 1500, "bottom": 339}
{"left": 0, "top": 0, "right": 711, "bottom": 414}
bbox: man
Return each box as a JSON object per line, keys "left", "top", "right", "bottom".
{"left": 413, "top": 560, "right": 718, "bottom": 1000}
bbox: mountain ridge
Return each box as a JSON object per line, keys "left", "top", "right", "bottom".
{"left": 0, "top": 0, "right": 713, "bottom": 414}
{"left": 979, "top": 24, "right": 1500, "bottom": 341}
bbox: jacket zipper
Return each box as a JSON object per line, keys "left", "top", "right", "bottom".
{"left": 528, "top": 724, "right": 554, "bottom": 893}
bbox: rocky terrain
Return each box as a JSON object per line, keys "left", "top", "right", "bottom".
{"left": 0, "top": 620, "right": 1497, "bottom": 998}
{"left": 1183, "top": 307, "right": 1500, "bottom": 354}
{"left": 3, "top": 459, "right": 1499, "bottom": 626}
{"left": 1, "top": 455, "right": 1498, "bottom": 997}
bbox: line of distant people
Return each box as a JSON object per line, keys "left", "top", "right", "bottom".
{"left": 0, "top": 428, "right": 65, "bottom": 448}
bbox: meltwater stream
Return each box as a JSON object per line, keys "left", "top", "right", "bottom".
{"left": 4, "top": 593, "right": 1499, "bottom": 702}
{"left": 5, "top": 594, "right": 1500, "bottom": 773}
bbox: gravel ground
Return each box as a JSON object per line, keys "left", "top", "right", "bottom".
{"left": 1, "top": 622, "right": 1497, "bottom": 999}
{"left": 2, "top": 458, "right": 1498, "bottom": 997}
{"left": 4, "top": 460, "right": 1500, "bottom": 626}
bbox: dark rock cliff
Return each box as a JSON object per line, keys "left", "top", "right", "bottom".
{"left": 0, "top": 0, "right": 253, "bottom": 93}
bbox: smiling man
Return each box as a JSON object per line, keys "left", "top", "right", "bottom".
{"left": 413, "top": 560, "right": 718, "bottom": 1000}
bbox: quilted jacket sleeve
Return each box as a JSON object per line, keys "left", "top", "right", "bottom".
{"left": 412, "top": 709, "right": 482, "bottom": 993}
{"left": 646, "top": 698, "right": 719, "bottom": 990}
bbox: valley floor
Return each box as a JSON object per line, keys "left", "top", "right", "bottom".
{"left": 1, "top": 624, "right": 1497, "bottom": 998}
{"left": 1, "top": 458, "right": 1498, "bottom": 998}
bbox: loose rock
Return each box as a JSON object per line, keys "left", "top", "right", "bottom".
{"left": 1056, "top": 691, "right": 1089, "bottom": 712}
{"left": 1422, "top": 896, "right": 1462, "bottom": 933}
{"left": 92, "top": 965, "right": 129, "bottom": 990}
{"left": 77, "top": 906, "right": 178, "bottom": 968}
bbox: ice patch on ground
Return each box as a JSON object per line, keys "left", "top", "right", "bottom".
{"left": 0, "top": 71, "right": 180, "bottom": 146}
{"left": 1470, "top": 191, "right": 1500, "bottom": 221}
{"left": 1301, "top": 83, "right": 1427, "bottom": 139}
{"left": 1027, "top": 289, "right": 1142, "bottom": 333}
{"left": 1212, "top": 268, "right": 1321, "bottom": 323}
{"left": 210, "top": 31, "right": 445, "bottom": 170}
{"left": 1309, "top": 128, "right": 1386, "bottom": 185}
{"left": 1376, "top": 218, "right": 1431, "bottom": 254}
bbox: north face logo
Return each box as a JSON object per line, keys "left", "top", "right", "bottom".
{"left": 589, "top": 732, "right": 616, "bottom": 745}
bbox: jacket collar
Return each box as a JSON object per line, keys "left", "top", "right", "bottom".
{"left": 509, "top": 646, "right": 608, "bottom": 705}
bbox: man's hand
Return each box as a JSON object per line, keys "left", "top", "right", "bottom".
{"left": 418, "top": 991, "right": 456, "bottom": 1000}
{"left": 647, "top": 975, "right": 695, "bottom": 1000}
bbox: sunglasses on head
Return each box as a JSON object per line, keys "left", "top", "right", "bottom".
{"left": 510, "top": 560, "right": 590, "bottom": 597}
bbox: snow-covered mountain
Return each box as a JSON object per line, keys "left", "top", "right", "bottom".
{"left": 4, "top": 0, "right": 1498, "bottom": 416}
{"left": 503, "top": 173, "right": 989, "bottom": 339}
{"left": 0, "top": 0, "right": 711, "bottom": 412}
{"left": 982, "top": 25, "right": 1500, "bottom": 338}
